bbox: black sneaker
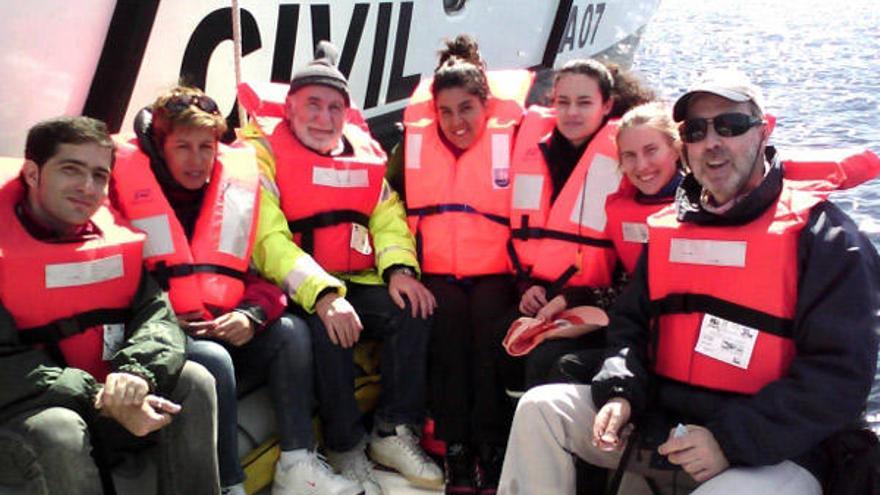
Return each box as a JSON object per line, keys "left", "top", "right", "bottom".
{"left": 476, "top": 443, "right": 505, "bottom": 495}
{"left": 444, "top": 443, "right": 476, "bottom": 494}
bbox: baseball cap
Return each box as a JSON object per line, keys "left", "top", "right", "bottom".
{"left": 672, "top": 69, "right": 764, "bottom": 122}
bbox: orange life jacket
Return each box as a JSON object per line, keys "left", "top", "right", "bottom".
{"left": 781, "top": 148, "right": 880, "bottom": 190}
{"left": 112, "top": 140, "right": 260, "bottom": 317}
{"left": 510, "top": 107, "right": 621, "bottom": 289}
{"left": 266, "top": 121, "right": 388, "bottom": 273}
{"left": 605, "top": 179, "right": 671, "bottom": 274}
{"left": 647, "top": 181, "right": 834, "bottom": 394}
{"left": 606, "top": 148, "right": 880, "bottom": 275}
{"left": 403, "top": 70, "right": 532, "bottom": 277}
{"left": 0, "top": 162, "right": 144, "bottom": 382}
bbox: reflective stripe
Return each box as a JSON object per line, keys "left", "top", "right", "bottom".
{"left": 669, "top": 238, "right": 748, "bottom": 267}
{"left": 491, "top": 133, "right": 510, "bottom": 171}
{"left": 622, "top": 222, "right": 649, "bottom": 243}
{"left": 283, "top": 255, "right": 329, "bottom": 295}
{"left": 491, "top": 133, "right": 511, "bottom": 188}
{"left": 406, "top": 133, "right": 422, "bottom": 169}
{"left": 312, "top": 166, "right": 370, "bottom": 188}
{"left": 379, "top": 180, "right": 393, "bottom": 202}
{"left": 569, "top": 154, "right": 620, "bottom": 230}
{"left": 45, "top": 254, "right": 124, "bottom": 289}
{"left": 512, "top": 174, "right": 544, "bottom": 210}
{"left": 376, "top": 244, "right": 416, "bottom": 262}
{"left": 219, "top": 182, "right": 255, "bottom": 259}
{"left": 260, "top": 174, "right": 280, "bottom": 198}
{"left": 132, "top": 214, "right": 175, "bottom": 257}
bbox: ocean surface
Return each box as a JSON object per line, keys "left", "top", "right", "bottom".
{"left": 629, "top": 0, "right": 880, "bottom": 432}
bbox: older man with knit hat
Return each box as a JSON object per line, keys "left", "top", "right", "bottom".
{"left": 241, "top": 41, "right": 442, "bottom": 495}
{"left": 497, "top": 68, "right": 880, "bottom": 494}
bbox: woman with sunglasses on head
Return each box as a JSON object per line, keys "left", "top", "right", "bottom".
{"left": 387, "top": 34, "right": 533, "bottom": 494}
{"left": 507, "top": 60, "right": 654, "bottom": 389}
{"left": 110, "top": 86, "right": 360, "bottom": 495}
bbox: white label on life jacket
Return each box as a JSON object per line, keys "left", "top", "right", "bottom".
{"left": 406, "top": 133, "right": 422, "bottom": 169}
{"left": 622, "top": 222, "right": 649, "bottom": 243}
{"left": 102, "top": 323, "right": 126, "bottom": 360}
{"left": 132, "top": 214, "right": 175, "bottom": 257}
{"left": 312, "top": 166, "right": 369, "bottom": 188}
{"left": 512, "top": 174, "right": 543, "bottom": 210}
{"left": 669, "top": 239, "right": 747, "bottom": 267}
{"left": 218, "top": 181, "right": 254, "bottom": 259}
{"left": 350, "top": 223, "right": 373, "bottom": 255}
{"left": 569, "top": 154, "right": 621, "bottom": 230}
{"left": 491, "top": 134, "right": 510, "bottom": 188}
{"left": 695, "top": 313, "right": 758, "bottom": 369}
{"left": 45, "top": 254, "right": 125, "bottom": 289}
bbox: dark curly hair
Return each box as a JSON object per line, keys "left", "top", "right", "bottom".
{"left": 553, "top": 59, "right": 655, "bottom": 119}
{"left": 430, "top": 34, "right": 489, "bottom": 103}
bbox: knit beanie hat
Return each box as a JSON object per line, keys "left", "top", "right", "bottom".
{"left": 288, "top": 40, "right": 350, "bottom": 105}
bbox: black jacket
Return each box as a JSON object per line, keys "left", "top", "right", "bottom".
{"left": 591, "top": 150, "right": 880, "bottom": 479}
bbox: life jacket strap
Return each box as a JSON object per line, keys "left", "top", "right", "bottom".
{"left": 19, "top": 308, "right": 132, "bottom": 345}
{"left": 649, "top": 293, "right": 794, "bottom": 338}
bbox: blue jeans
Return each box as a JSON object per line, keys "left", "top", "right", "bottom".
{"left": 188, "top": 313, "right": 314, "bottom": 486}
{"left": 307, "top": 283, "right": 431, "bottom": 451}
{"left": 0, "top": 361, "right": 219, "bottom": 495}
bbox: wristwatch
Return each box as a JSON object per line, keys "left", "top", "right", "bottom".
{"left": 392, "top": 266, "right": 417, "bottom": 278}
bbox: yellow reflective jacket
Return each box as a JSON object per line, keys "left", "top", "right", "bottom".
{"left": 239, "top": 119, "right": 419, "bottom": 312}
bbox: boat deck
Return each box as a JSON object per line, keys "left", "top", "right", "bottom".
{"left": 253, "top": 468, "right": 441, "bottom": 494}
{"left": 374, "top": 469, "right": 442, "bottom": 495}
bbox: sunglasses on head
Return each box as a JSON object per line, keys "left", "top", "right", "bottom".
{"left": 679, "top": 112, "right": 762, "bottom": 143}
{"left": 164, "top": 94, "right": 220, "bottom": 115}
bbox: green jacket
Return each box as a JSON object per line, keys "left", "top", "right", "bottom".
{"left": 241, "top": 119, "right": 420, "bottom": 312}
{"left": 0, "top": 270, "right": 185, "bottom": 424}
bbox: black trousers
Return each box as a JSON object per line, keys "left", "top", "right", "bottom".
{"left": 423, "top": 274, "right": 517, "bottom": 446}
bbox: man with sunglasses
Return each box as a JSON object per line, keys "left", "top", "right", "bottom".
{"left": 0, "top": 116, "right": 220, "bottom": 494}
{"left": 498, "top": 69, "right": 879, "bottom": 494}
{"left": 240, "top": 41, "right": 442, "bottom": 494}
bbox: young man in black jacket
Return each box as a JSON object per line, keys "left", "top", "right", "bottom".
{"left": 498, "top": 69, "right": 880, "bottom": 494}
{"left": 0, "top": 117, "right": 219, "bottom": 494}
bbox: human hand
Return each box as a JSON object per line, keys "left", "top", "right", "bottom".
{"left": 658, "top": 425, "right": 730, "bottom": 482}
{"left": 592, "top": 398, "right": 632, "bottom": 452}
{"left": 315, "top": 292, "right": 363, "bottom": 348}
{"left": 177, "top": 311, "right": 215, "bottom": 337}
{"left": 97, "top": 372, "right": 150, "bottom": 409}
{"left": 99, "top": 394, "right": 181, "bottom": 437}
{"left": 388, "top": 269, "right": 436, "bottom": 319}
{"left": 212, "top": 311, "right": 255, "bottom": 346}
{"left": 519, "top": 285, "right": 548, "bottom": 316}
{"left": 535, "top": 295, "right": 567, "bottom": 322}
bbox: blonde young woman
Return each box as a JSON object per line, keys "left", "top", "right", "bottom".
{"left": 606, "top": 101, "right": 686, "bottom": 274}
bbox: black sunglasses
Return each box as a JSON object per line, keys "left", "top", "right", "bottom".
{"left": 679, "top": 112, "right": 762, "bottom": 143}
{"left": 164, "top": 94, "right": 220, "bottom": 115}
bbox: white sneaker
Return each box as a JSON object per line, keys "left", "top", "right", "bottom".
{"left": 369, "top": 425, "right": 444, "bottom": 489}
{"left": 327, "top": 445, "right": 383, "bottom": 495}
{"left": 272, "top": 452, "right": 364, "bottom": 495}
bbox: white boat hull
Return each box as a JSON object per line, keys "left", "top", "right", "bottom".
{"left": 0, "top": 0, "right": 659, "bottom": 155}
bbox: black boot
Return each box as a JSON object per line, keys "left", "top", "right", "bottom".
{"left": 444, "top": 443, "right": 476, "bottom": 494}
{"left": 476, "top": 443, "right": 504, "bottom": 495}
